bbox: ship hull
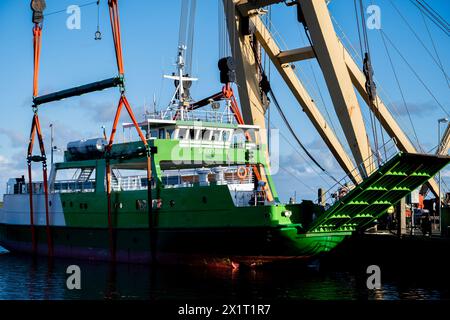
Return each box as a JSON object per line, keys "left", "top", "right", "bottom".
{"left": 0, "top": 224, "right": 347, "bottom": 268}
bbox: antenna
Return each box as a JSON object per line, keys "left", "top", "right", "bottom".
{"left": 162, "top": 0, "right": 199, "bottom": 119}
{"left": 143, "top": 98, "right": 147, "bottom": 117}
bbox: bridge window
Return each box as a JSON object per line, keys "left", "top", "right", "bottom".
{"left": 222, "top": 131, "right": 230, "bottom": 142}
{"left": 211, "top": 130, "right": 221, "bottom": 141}
{"left": 166, "top": 129, "right": 175, "bottom": 139}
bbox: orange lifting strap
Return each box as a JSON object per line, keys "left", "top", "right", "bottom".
{"left": 32, "top": 24, "right": 42, "bottom": 97}
{"left": 28, "top": 21, "right": 53, "bottom": 256}
{"left": 27, "top": 113, "right": 53, "bottom": 256}
{"left": 106, "top": 0, "right": 153, "bottom": 261}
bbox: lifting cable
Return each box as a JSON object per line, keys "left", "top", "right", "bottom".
{"left": 380, "top": 29, "right": 450, "bottom": 118}
{"left": 389, "top": 0, "right": 449, "bottom": 86}
{"left": 354, "top": 0, "right": 386, "bottom": 161}
{"left": 379, "top": 30, "right": 422, "bottom": 151}
{"left": 249, "top": 42, "right": 340, "bottom": 185}
{"left": 106, "top": 0, "right": 154, "bottom": 262}
{"left": 420, "top": 10, "right": 450, "bottom": 89}
{"left": 44, "top": 0, "right": 98, "bottom": 17}
{"left": 409, "top": 0, "right": 449, "bottom": 37}
{"left": 28, "top": 0, "right": 53, "bottom": 257}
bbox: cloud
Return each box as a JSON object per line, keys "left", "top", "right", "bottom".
{"left": 79, "top": 98, "right": 137, "bottom": 124}
{"left": 0, "top": 128, "right": 26, "bottom": 147}
{"left": 0, "top": 154, "right": 40, "bottom": 201}
{"left": 392, "top": 101, "right": 440, "bottom": 117}
{"left": 35, "top": 112, "right": 100, "bottom": 152}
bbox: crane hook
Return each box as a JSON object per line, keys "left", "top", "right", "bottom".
{"left": 94, "top": 0, "right": 102, "bottom": 40}
{"left": 30, "top": 0, "right": 46, "bottom": 24}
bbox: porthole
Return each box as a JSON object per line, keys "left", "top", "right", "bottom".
{"left": 169, "top": 200, "right": 175, "bottom": 207}
{"left": 202, "top": 196, "right": 207, "bottom": 204}
{"left": 62, "top": 201, "right": 66, "bottom": 207}
{"left": 49, "top": 201, "right": 52, "bottom": 207}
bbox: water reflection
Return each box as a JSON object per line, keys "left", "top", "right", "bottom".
{"left": 0, "top": 247, "right": 448, "bottom": 300}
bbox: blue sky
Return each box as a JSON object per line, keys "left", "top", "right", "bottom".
{"left": 0, "top": 0, "right": 449, "bottom": 201}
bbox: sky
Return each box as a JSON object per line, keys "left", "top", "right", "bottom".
{"left": 0, "top": 0, "right": 449, "bottom": 202}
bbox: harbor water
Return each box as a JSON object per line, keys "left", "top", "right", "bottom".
{"left": 0, "top": 245, "right": 449, "bottom": 300}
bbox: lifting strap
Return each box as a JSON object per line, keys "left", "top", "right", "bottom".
{"left": 33, "top": 24, "right": 42, "bottom": 97}
{"left": 28, "top": 20, "right": 52, "bottom": 256}
{"left": 108, "top": 0, "right": 124, "bottom": 75}
{"left": 27, "top": 112, "right": 53, "bottom": 257}
{"left": 106, "top": 0, "right": 154, "bottom": 262}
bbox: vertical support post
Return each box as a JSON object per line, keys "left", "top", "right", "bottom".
{"left": 50, "top": 124, "right": 54, "bottom": 167}
{"left": 105, "top": 159, "right": 115, "bottom": 261}
{"left": 318, "top": 188, "right": 325, "bottom": 206}
{"left": 27, "top": 161, "right": 37, "bottom": 254}
{"left": 27, "top": 116, "right": 37, "bottom": 254}
{"left": 148, "top": 161, "right": 155, "bottom": 262}
{"left": 438, "top": 120, "right": 443, "bottom": 235}
{"left": 397, "top": 198, "right": 406, "bottom": 236}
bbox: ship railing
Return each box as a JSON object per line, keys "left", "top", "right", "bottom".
{"left": 111, "top": 175, "right": 151, "bottom": 191}
{"left": 109, "top": 170, "right": 255, "bottom": 191}
{"left": 10, "top": 180, "right": 96, "bottom": 194}
{"left": 160, "top": 172, "right": 255, "bottom": 188}
{"left": 232, "top": 190, "right": 268, "bottom": 207}
{"left": 145, "top": 109, "right": 236, "bottom": 124}
{"left": 11, "top": 182, "right": 44, "bottom": 195}
{"left": 53, "top": 180, "right": 96, "bottom": 193}
{"left": 318, "top": 138, "right": 399, "bottom": 207}
{"left": 224, "top": 174, "right": 254, "bottom": 185}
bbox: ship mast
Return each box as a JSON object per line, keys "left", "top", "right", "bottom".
{"left": 162, "top": 0, "right": 198, "bottom": 120}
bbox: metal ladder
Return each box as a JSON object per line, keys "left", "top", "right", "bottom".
{"left": 77, "top": 168, "right": 94, "bottom": 182}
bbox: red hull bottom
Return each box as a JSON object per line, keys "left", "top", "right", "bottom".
{"left": 1, "top": 239, "right": 313, "bottom": 269}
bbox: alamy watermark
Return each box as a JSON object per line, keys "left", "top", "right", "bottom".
{"left": 366, "top": 264, "right": 381, "bottom": 290}
{"left": 366, "top": 5, "right": 382, "bottom": 30}
{"left": 62, "top": 3, "right": 381, "bottom": 31}
{"left": 66, "top": 265, "right": 81, "bottom": 290}
{"left": 66, "top": 5, "right": 81, "bottom": 30}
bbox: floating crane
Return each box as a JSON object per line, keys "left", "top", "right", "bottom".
{"left": 222, "top": 0, "right": 443, "bottom": 197}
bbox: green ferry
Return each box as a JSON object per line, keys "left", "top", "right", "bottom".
{"left": 0, "top": 104, "right": 350, "bottom": 267}
{"left": 2, "top": 99, "right": 448, "bottom": 267}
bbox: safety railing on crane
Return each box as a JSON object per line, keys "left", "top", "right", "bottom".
{"left": 145, "top": 109, "right": 236, "bottom": 124}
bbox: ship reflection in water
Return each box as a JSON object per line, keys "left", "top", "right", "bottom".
{"left": 0, "top": 246, "right": 448, "bottom": 300}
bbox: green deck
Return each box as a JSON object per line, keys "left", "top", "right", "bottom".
{"left": 309, "top": 152, "right": 450, "bottom": 233}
